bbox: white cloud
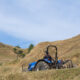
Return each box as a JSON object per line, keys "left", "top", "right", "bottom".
{"left": 17, "top": 0, "right": 48, "bottom": 12}
{"left": 0, "top": 0, "right": 80, "bottom": 44}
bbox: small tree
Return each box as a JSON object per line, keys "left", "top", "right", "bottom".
{"left": 13, "top": 48, "right": 25, "bottom": 59}
{"left": 28, "top": 44, "right": 34, "bottom": 53}
{"left": 13, "top": 48, "right": 17, "bottom": 53}
{"left": 16, "top": 45, "right": 21, "bottom": 48}
{"left": 21, "top": 53, "right": 25, "bottom": 58}
{"left": 18, "top": 50, "right": 25, "bottom": 58}
{"left": 18, "top": 50, "right": 23, "bottom": 54}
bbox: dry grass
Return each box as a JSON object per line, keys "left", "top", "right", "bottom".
{"left": 0, "top": 35, "right": 80, "bottom": 80}
{"left": 20, "top": 35, "right": 80, "bottom": 66}
{"left": 0, "top": 67, "right": 80, "bottom": 80}
{"left": 0, "top": 43, "right": 28, "bottom": 65}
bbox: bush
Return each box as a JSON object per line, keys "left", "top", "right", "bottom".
{"left": 28, "top": 44, "right": 34, "bottom": 53}
{"left": 16, "top": 45, "right": 21, "bottom": 48}
{"left": 21, "top": 53, "right": 25, "bottom": 58}
{"left": 18, "top": 50, "right": 23, "bottom": 54}
{"left": 13, "top": 48, "right": 25, "bottom": 59}
{"left": 18, "top": 50, "right": 25, "bottom": 58}
{"left": 13, "top": 48, "right": 17, "bottom": 53}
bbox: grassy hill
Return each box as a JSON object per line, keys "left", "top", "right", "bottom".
{"left": 0, "top": 43, "right": 28, "bottom": 65}
{"left": 0, "top": 43, "right": 16, "bottom": 65}
{"left": 0, "top": 35, "right": 80, "bottom": 80}
{"left": 20, "top": 35, "right": 80, "bottom": 67}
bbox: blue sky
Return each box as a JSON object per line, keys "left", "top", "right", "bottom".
{"left": 0, "top": 0, "right": 80, "bottom": 48}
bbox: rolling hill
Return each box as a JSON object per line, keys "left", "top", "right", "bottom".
{"left": 0, "top": 43, "right": 28, "bottom": 65}
{"left": 20, "top": 34, "right": 80, "bottom": 67}
{"left": 0, "top": 34, "right": 80, "bottom": 80}
{"left": 0, "top": 43, "right": 17, "bottom": 64}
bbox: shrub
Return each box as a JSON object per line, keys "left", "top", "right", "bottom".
{"left": 13, "top": 48, "right": 17, "bottom": 53}
{"left": 16, "top": 45, "right": 21, "bottom": 48}
{"left": 28, "top": 44, "right": 34, "bottom": 53}
{"left": 18, "top": 50, "right": 23, "bottom": 54}
{"left": 13, "top": 48, "right": 25, "bottom": 59}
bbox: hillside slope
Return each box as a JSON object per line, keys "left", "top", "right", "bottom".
{"left": 20, "top": 35, "right": 80, "bottom": 67}
{"left": 0, "top": 43, "right": 17, "bottom": 64}
{"left": 0, "top": 43, "right": 28, "bottom": 65}
{"left": 0, "top": 35, "right": 80, "bottom": 80}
